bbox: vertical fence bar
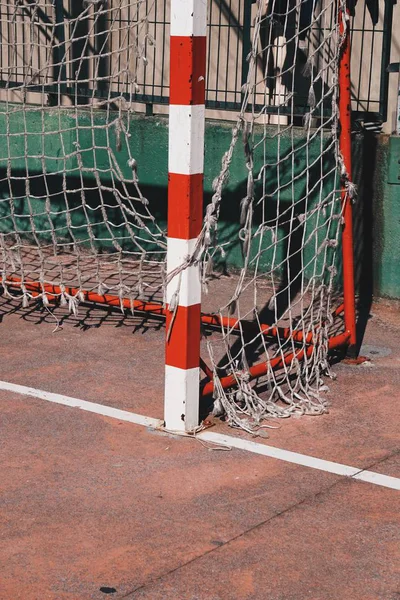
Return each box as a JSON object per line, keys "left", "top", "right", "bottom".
{"left": 339, "top": 6, "right": 357, "bottom": 352}
{"left": 241, "top": 0, "right": 254, "bottom": 94}
{"left": 53, "top": 0, "right": 67, "bottom": 96}
{"left": 379, "top": 0, "right": 394, "bottom": 123}
{"left": 164, "top": 0, "right": 207, "bottom": 432}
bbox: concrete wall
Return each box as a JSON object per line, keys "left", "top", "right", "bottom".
{"left": 0, "top": 0, "right": 399, "bottom": 299}
{"left": 1, "top": 105, "right": 399, "bottom": 299}
{"left": 370, "top": 135, "right": 400, "bottom": 298}
{"left": 0, "top": 107, "right": 340, "bottom": 282}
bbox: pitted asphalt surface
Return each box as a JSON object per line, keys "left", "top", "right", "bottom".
{"left": 0, "top": 295, "right": 399, "bottom": 600}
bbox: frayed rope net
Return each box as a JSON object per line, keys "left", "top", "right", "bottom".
{"left": 179, "top": 0, "right": 355, "bottom": 431}
{"left": 0, "top": 0, "right": 166, "bottom": 314}
{"left": 0, "top": 0, "right": 354, "bottom": 431}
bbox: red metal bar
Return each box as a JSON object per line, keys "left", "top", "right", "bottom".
{"left": 1, "top": 276, "right": 345, "bottom": 345}
{"left": 200, "top": 330, "right": 351, "bottom": 397}
{"left": 339, "top": 6, "right": 357, "bottom": 350}
{"left": 2, "top": 276, "right": 350, "bottom": 397}
{"left": 200, "top": 302, "right": 345, "bottom": 346}
{"left": 0, "top": 276, "right": 166, "bottom": 315}
{"left": 199, "top": 357, "right": 213, "bottom": 380}
{"left": 200, "top": 313, "right": 312, "bottom": 344}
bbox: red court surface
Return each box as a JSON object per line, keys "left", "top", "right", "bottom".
{"left": 0, "top": 294, "right": 399, "bottom": 600}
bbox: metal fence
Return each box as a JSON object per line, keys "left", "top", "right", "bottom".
{"left": 0, "top": 0, "right": 395, "bottom": 123}
{"left": 349, "top": 0, "right": 395, "bottom": 123}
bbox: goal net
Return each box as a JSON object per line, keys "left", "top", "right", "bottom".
{"left": 0, "top": 0, "right": 355, "bottom": 432}
{"left": 195, "top": 0, "right": 355, "bottom": 430}
{"left": 0, "top": 0, "right": 166, "bottom": 313}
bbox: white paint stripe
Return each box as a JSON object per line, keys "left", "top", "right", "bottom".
{"left": 164, "top": 366, "right": 199, "bottom": 432}
{"left": 170, "top": 0, "right": 207, "bottom": 37}
{"left": 1, "top": 380, "right": 399, "bottom": 491}
{"left": 352, "top": 470, "right": 400, "bottom": 490}
{"left": 198, "top": 432, "right": 400, "bottom": 491}
{"left": 198, "top": 432, "right": 360, "bottom": 477}
{"left": 166, "top": 237, "right": 201, "bottom": 306}
{"left": 168, "top": 105, "right": 205, "bottom": 175}
{"left": 0, "top": 380, "right": 163, "bottom": 429}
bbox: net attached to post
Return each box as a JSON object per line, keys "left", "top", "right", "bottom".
{"left": 192, "top": 0, "right": 354, "bottom": 431}
{"left": 0, "top": 0, "right": 166, "bottom": 313}
{"left": 0, "top": 0, "right": 353, "bottom": 432}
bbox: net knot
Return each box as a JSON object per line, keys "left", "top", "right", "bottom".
{"left": 128, "top": 158, "right": 137, "bottom": 170}
{"left": 346, "top": 181, "right": 357, "bottom": 200}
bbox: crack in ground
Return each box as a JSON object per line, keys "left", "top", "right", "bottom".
{"left": 350, "top": 448, "right": 400, "bottom": 479}
{"left": 120, "top": 447, "right": 399, "bottom": 599}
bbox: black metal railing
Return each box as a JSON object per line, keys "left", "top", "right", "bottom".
{"left": 0, "top": 0, "right": 394, "bottom": 124}
{"left": 349, "top": 0, "right": 395, "bottom": 123}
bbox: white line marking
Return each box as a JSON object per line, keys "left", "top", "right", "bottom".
{"left": 0, "top": 380, "right": 163, "bottom": 430}
{"left": 198, "top": 432, "right": 400, "bottom": 491}
{"left": 198, "top": 432, "right": 359, "bottom": 477}
{"left": 1, "top": 380, "right": 399, "bottom": 491}
{"left": 352, "top": 470, "right": 400, "bottom": 489}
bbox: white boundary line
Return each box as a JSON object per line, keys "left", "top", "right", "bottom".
{"left": 0, "top": 381, "right": 163, "bottom": 429}
{"left": 1, "top": 380, "right": 399, "bottom": 491}
{"left": 198, "top": 432, "right": 400, "bottom": 490}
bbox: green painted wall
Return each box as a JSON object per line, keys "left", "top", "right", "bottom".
{"left": 0, "top": 104, "right": 399, "bottom": 298}
{"left": 0, "top": 105, "right": 340, "bottom": 287}
{"left": 372, "top": 135, "right": 400, "bottom": 298}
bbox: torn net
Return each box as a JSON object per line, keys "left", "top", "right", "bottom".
{"left": 0, "top": 0, "right": 353, "bottom": 430}
{"left": 193, "top": 0, "right": 353, "bottom": 430}
{"left": 0, "top": 0, "right": 166, "bottom": 313}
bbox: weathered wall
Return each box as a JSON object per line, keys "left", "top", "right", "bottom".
{"left": 0, "top": 106, "right": 340, "bottom": 283}
{"left": 371, "top": 136, "right": 400, "bottom": 297}
{"left": 0, "top": 104, "right": 398, "bottom": 297}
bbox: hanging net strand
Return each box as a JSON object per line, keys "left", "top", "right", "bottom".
{"left": 196, "top": 0, "right": 353, "bottom": 430}
{"left": 0, "top": 0, "right": 166, "bottom": 311}
{"left": 0, "top": 0, "right": 354, "bottom": 432}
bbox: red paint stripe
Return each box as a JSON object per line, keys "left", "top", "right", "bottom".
{"left": 170, "top": 36, "right": 206, "bottom": 105}
{"left": 165, "top": 304, "right": 201, "bottom": 370}
{"left": 168, "top": 173, "right": 203, "bottom": 239}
